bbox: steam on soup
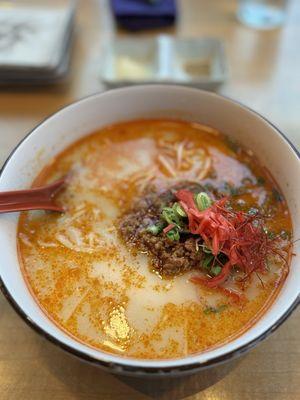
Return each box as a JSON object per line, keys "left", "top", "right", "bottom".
{"left": 18, "top": 120, "right": 292, "bottom": 359}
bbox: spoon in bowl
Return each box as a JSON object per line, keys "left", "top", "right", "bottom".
{"left": 0, "top": 176, "right": 67, "bottom": 214}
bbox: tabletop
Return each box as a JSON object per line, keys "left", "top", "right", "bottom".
{"left": 0, "top": 1, "right": 299, "bottom": 399}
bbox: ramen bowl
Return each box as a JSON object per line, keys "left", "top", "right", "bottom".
{"left": 0, "top": 85, "right": 299, "bottom": 377}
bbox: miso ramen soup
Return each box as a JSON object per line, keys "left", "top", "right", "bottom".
{"left": 18, "top": 120, "right": 292, "bottom": 360}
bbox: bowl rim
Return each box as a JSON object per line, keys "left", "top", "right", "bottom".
{"left": 0, "top": 85, "right": 299, "bottom": 375}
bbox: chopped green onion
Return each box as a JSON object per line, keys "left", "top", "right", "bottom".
{"left": 173, "top": 202, "right": 186, "bottom": 217}
{"left": 219, "top": 182, "right": 240, "bottom": 197}
{"left": 265, "top": 259, "right": 271, "bottom": 271}
{"left": 202, "top": 244, "right": 212, "bottom": 253}
{"left": 225, "top": 137, "right": 240, "bottom": 153}
{"left": 262, "top": 226, "right": 275, "bottom": 239}
{"left": 272, "top": 188, "right": 283, "bottom": 202}
{"left": 210, "top": 265, "right": 222, "bottom": 276}
{"left": 202, "top": 254, "right": 214, "bottom": 269}
{"left": 257, "top": 176, "right": 265, "bottom": 186}
{"left": 195, "top": 192, "right": 212, "bottom": 211}
{"left": 204, "top": 304, "right": 228, "bottom": 315}
{"left": 267, "top": 231, "right": 276, "bottom": 240}
{"left": 280, "top": 230, "right": 291, "bottom": 240}
{"left": 166, "top": 228, "right": 180, "bottom": 241}
{"left": 161, "top": 204, "right": 186, "bottom": 229}
{"left": 203, "top": 183, "right": 214, "bottom": 192}
{"left": 161, "top": 207, "right": 177, "bottom": 225}
{"left": 146, "top": 221, "right": 166, "bottom": 235}
{"left": 248, "top": 207, "right": 259, "bottom": 216}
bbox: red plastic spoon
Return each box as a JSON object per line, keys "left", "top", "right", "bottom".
{"left": 0, "top": 177, "right": 67, "bottom": 213}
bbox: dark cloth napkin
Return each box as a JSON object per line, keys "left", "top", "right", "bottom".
{"left": 110, "top": 0, "right": 177, "bottom": 31}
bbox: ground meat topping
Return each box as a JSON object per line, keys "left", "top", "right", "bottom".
{"left": 119, "top": 182, "right": 205, "bottom": 276}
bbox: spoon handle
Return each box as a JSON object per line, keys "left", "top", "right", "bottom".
{"left": 0, "top": 178, "right": 66, "bottom": 213}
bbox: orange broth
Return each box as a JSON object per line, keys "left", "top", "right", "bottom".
{"left": 18, "top": 120, "right": 292, "bottom": 359}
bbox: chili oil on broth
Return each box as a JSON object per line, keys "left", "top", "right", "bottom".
{"left": 18, "top": 119, "right": 292, "bottom": 360}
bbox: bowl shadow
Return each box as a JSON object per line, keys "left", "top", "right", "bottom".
{"left": 39, "top": 341, "right": 241, "bottom": 399}
{"left": 116, "top": 358, "right": 240, "bottom": 399}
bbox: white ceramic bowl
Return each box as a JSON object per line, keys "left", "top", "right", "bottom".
{"left": 0, "top": 86, "right": 299, "bottom": 377}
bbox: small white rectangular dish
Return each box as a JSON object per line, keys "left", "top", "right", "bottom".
{"left": 0, "top": 0, "right": 74, "bottom": 84}
{"left": 100, "top": 36, "right": 228, "bottom": 91}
